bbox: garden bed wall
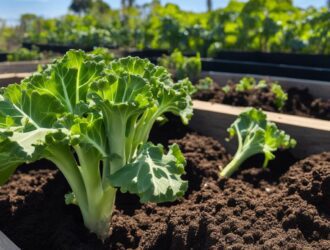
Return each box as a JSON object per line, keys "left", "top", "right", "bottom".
{"left": 0, "top": 53, "right": 8, "bottom": 62}
{"left": 0, "top": 73, "right": 31, "bottom": 86}
{"left": 212, "top": 51, "right": 330, "bottom": 68}
{"left": 201, "top": 58, "right": 330, "bottom": 82}
{"left": 0, "top": 60, "right": 50, "bottom": 74}
{"left": 121, "top": 49, "right": 330, "bottom": 81}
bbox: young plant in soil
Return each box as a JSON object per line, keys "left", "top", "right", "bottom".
{"left": 0, "top": 50, "right": 194, "bottom": 239}
{"left": 158, "top": 49, "right": 201, "bottom": 82}
{"left": 195, "top": 77, "right": 215, "bottom": 91}
{"left": 221, "top": 77, "right": 288, "bottom": 110}
{"left": 220, "top": 108, "right": 296, "bottom": 177}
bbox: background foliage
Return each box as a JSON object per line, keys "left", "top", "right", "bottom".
{"left": 0, "top": 0, "right": 329, "bottom": 55}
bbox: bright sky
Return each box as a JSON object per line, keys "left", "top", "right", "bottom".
{"left": 0, "top": 0, "right": 326, "bottom": 23}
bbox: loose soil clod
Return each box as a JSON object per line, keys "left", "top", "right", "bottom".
{"left": 0, "top": 131, "right": 329, "bottom": 249}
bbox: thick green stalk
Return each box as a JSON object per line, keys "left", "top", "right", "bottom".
{"left": 46, "top": 145, "right": 88, "bottom": 210}
{"left": 75, "top": 146, "right": 118, "bottom": 239}
{"left": 220, "top": 145, "right": 258, "bottom": 178}
{"left": 47, "top": 145, "right": 117, "bottom": 239}
{"left": 81, "top": 186, "right": 117, "bottom": 240}
{"left": 102, "top": 106, "right": 127, "bottom": 175}
{"left": 130, "top": 109, "right": 159, "bottom": 159}
{"left": 75, "top": 146, "right": 104, "bottom": 208}
{"left": 219, "top": 151, "right": 246, "bottom": 178}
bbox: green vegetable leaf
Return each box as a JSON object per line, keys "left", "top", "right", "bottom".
{"left": 235, "top": 77, "right": 256, "bottom": 92}
{"left": 109, "top": 143, "right": 188, "bottom": 203}
{"left": 196, "top": 77, "right": 214, "bottom": 91}
{"left": 0, "top": 51, "right": 193, "bottom": 239}
{"left": 0, "top": 128, "right": 68, "bottom": 185}
{"left": 24, "top": 50, "right": 104, "bottom": 114}
{"left": 221, "top": 108, "right": 296, "bottom": 177}
{"left": 271, "top": 83, "right": 288, "bottom": 110}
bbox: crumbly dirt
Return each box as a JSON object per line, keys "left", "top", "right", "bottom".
{"left": 0, "top": 131, "right": 329, "bottom": 250}
{"left": 194, "top": 83, "right": 330, "bottom": 120}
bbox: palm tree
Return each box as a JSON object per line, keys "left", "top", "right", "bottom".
{"left": 207, "top": 0, "right": 212, "bottom": 12}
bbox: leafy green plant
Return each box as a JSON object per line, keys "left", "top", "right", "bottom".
{"left": 7, "top": 1, "right": 329, "bottom": 55}
{"left": 271, "top": 83, "right": 288, "bottom": 110}
{"left": 219, "top": 108, "right": 296, "bottom": 177}
{"left": 7, "top": 47, "right": 43, "bottom": 61}
{"left": 235, "top": 77, "right": 266, "bottom": 92}
{"left": 222, "top": 77, "right": 287, "bottom": 110}
{"left": 195, "top": 77, "right": 214, "bottom": 91}
{"left": 158, "top": 49, "right": 201, "bottom": 82}
{"left": 89, "top": 47, "right": 115, "bottom": 63}
{"left": 0, "top": 50, "right": 194, "bottom": 239}
{"left": 222, "top": 85, "right": 231, "bottom": 94}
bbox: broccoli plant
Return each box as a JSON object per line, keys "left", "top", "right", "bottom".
{"left": 219, "top": 108, "right": 296, "bottom": 177}
{"left": 7, "top": 47, "right": 43, "bottom": 62}
{"left": 271, "top": 83, "right": 288, "bottom": 110}
{"left": 89, "top": 47, "right": 115, "bottom": 63}
{"left": 235, "top": 77, "right": 267, "bottom": 92}
{"left": 0, "top": 50, "right": 194, "bottom": 239}
{"left": 195, "top": 77, "right": 214, "bottom": 91}
{"left": 158, "top": 49, "right": 201, "bottom": 82}
{"left": 222, "top": 77, "right": 288, "bottom": 111}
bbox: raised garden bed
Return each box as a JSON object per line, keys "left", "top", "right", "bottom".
{"left": 212, "top": 51, "right": 330, "bottom": 68}
{"left": 191, "top": 101, "right": 330, "bottom": 157}
{"left": 0, "top": 56, "right": 329, "bottom": 249}
{"left": 201, "top": 58, "right": 330, "bottom": 82}
{"left": 0, "top": 73, "right": 31, "bottom": 86}
{"left": 0, "top": 60, "right": 50, "bottom": 74}
{"left": 122, "top": 50, "right": 330, "bottom": 81}
{"left": 195, "top": 72, "right": 330, "bottom": 121}
{"left": 0, "top": 118, "right": 329, "bottom": 249}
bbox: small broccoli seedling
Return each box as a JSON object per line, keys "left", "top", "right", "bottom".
{"left": 196, "top": 77, "right": 214, "bottom": 91}
{"left": 219, "top": 108, "right": 296, "bottom": 177}
{"left": 235, "top": 77, "right": 267, "bottom": 92}
{"left": 235, "top": 77, "right": 257, "bottom": 92}
{"left": 158, "top": 49, "right": 201, "bottom": 82}
{"left": 222, "top": 84, "right": 231, "bottom": 94}
{"left": 271, "top": 83, "right": 288, "bottom": 110}
{"left": 89, "top": 47, "right": 115, "bottom": 63}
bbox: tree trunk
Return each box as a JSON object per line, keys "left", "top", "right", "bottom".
{"left": 207, "top": 0, "right": 212, "bottom": 12}
{"left": 121, "top": 0, "right": 126, "bottom": 9}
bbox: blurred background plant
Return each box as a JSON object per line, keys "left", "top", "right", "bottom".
{"left": 0, "top": 0, "right": 329, "bottom": 56}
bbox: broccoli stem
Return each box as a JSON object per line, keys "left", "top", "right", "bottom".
{"left": 46, "top": 144, "right": 117, "bottom": 239}
{"left": 45, "top": 145, "right": 88, "bottom": 210}
{"left": 81, "top": 186, "right": 117, "bottom": 240}
{"left": 220, "top": 140, "right": 259, "bottom": 178}
{"left": 220, "top": 151, "right": 247, "bottom": 177}
{"left": 76, "top": 146, "right": 118, "bottom": 240}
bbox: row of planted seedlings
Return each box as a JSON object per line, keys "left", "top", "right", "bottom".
{"left": 0, "top": 49, "right": 329, "bottom": 249}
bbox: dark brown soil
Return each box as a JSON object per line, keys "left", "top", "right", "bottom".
{"left": 194, "top": 83, "right": 330, "bottom": 121}
{"left": 0, "top": 129, "right": 329, "bottom": 249}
